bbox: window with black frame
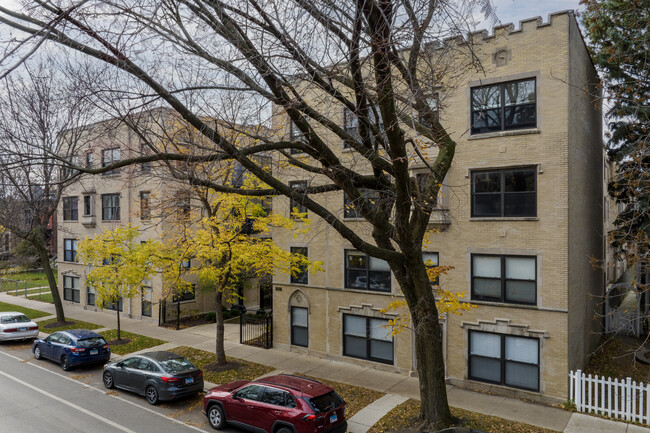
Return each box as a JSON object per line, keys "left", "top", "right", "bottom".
{"left": 291, "top": 306, "right": 308, "bottom": 347}
{"left": 471, "top": 254, "right": 536, "bottom": 305}
{"left": 290, "top": 247, "right": 308, "bottom": 284}
{"left": 343, "top": 106, "right": 383, "bottom": 148}
{"left": 289, "top": 181, "right": 308, "bottom": 217}
{"left": 101, "top": 194, "right": 120, "bottom": 220}
{"left": 83, "top": 195, "right": 93, "bottom": 216}
{"left": 63, "top": 239, "right": 77, "bottom": 262}
{"left": 101, "top": 148, "right": 121, "bottom": 175}
{"left": 471, "top": 78, "right": 536, "bottom": 134}
{"left": 343, "top": 189, "right": 380, "bottom": 219}
{"left": 418, "top": 94, "right": 439, "bottom": 126}
{"left": 140, "top": 191, "right": 151, "bottom": 220}
{"left": 141, "top": 286, "right": 152, "bottom": 317}
{"left": 173, "top": 285, "right": 195, "bottom": 303}
{"left": 343, "top": 314, "right": 393, "bottom": 364}
{"left": 469, "top": 331, "right": 539, "bottom": 391}
{"left": 87, "top": 285, "right": 95, "bottom": 306}
{"left": 105, "top": 296, "right": 123, "bottom": 311}
{"left": 63, "top": 197, "right": 78, "bottom": 221}
{"left": 289, "top": 121, "right": 306, "bottom": 154}
{"left": 63, "top": 276, "right": 80, "bottom": 303}
{"left": 423, "top": 252, "right": 439, "bottom": 285}
{"left": 471, "top": 167, "right": 536, "bottom": 218}
{"left": 345, "top": 250, "right": 391, "bottom": 292}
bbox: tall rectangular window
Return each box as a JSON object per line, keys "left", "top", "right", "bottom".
{"left": 471, "top": 254, "right": 537, "bottom": 305}
{"left": 101, "top": 148, "right": 120, "bottom": 175}
{"left": 290, "top": 247, "right": 308, "bottom": 284}
{"left": 63, "top": 239, "right": 77, "bottom": 262}
{"left": 83, "top": 195, "right": 93, "bottom": 216}
{"left": 141, "top": 286, "right": 152, "bottom": 317}
{"left": 289, "top": 122, "right": 306, "bottom": 154}
{"left": 101, "top": 194, "right": 120, "bottom": 220}
{"left": 87, "top": 285, "right": 96, "bottom": 306}
{"left": 62, "top": 197, "right": 78, "bottom": 221}
{"left": 63, "top": 276, "right": 80, "bottom": 303}
{"left": 291, "top": 307, "right": 308, "bottom": 347}
{"left": 289, "top": 181, "right": 308, "bottom": 217}
{"left": 423, "top": 252, "right": 439, "bottom": 285}
{"left": 140, "top": 143, "right": 152, "bottom": 172}
{"left": 471, "top": 167, "right": 536, "bottom": 218}
{"left": 471, "top": 78, "right": 536, "bottom": 134}
{"left": 419, "top": 94, "right": 439, "bottom": 126}
{"left": 345, "top": 250, "right": 391, "bottom": 292}
{"left": 85, "top": 151, "right": 93, "bottom": 168}
{"left": 343, "top": 106, "right": 383, "bottom": 148}
{"left": 140, "top": 191, "right": 151, "bottom": 220}
{"left": 469, "top": 331, "right": 539, "bottom": 391}
{"left": 343, "top": 314, "right": 393, "bottom": 364}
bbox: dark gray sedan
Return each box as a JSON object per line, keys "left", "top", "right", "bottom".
{"left": 102, "top": 351, "right": 204, "bottom": 405}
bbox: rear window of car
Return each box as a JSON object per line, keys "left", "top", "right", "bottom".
{"left": 308, "top": 391, "right": 344, "bottom": 413}
{"left": 159, "top": 357, "right": 195, "bottom": 373}
{"left": 77, "top": 337, "right": 107, "bottom": 348}
{"left": 1, "top": 314, "right": 30, "bottom": 324}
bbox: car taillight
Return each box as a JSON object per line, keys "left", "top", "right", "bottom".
{"left": 302, "top": 414, "right": 317, "bottom": 421}
{"left": 2, "top": 328, "right": 17, "bottom": 333}
{"left": 28, "top": 326, "right": 38, "bottom": 331}
{"left": 102, "top": 344, "right": 110, "bottom": 349}
{"left": 70, "top": 347, "right": 86, "bottom": 353}
{"left": 161, "top": 376, "right": 180, "bottom": 383}
{"left": 198, "top": 371, "right": 203, "bottom": 377}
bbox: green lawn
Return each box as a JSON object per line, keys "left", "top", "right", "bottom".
{"left": 169, "top": 346, "right": 274, "bottom": 385}
{"left": 38, "top": 318, "right": 103, "bottom": 333}
{"left": 99, "top": 329, "right": 165, "bottom": 355}
{"left": 27, "top": 292, "right": 54, "bottom": 304}
{"left": 0, "top": 270, "right": 55, "bottom": 290}
{"left": 0, "top": 301, "right": 50, "bottom": 319}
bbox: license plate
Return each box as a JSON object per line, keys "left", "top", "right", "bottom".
{"left": 185, "top": 377, "right": 194, "bottom": 384}
{"left": 330, "top": 414, "right": 337, "bottom": 423}
{"left": 18, "top": 327, "right": 27, "bottom": 332}
{"left": 90, "top": 349, "right": 98, "bottom": 355}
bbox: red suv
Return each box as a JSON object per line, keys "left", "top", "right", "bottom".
{"left": 203, "top": 374, "right": 347, "bottom": 433}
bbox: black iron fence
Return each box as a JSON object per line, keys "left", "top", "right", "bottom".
{"left": 240, "top": 314, "right": 273, "bottom": 349}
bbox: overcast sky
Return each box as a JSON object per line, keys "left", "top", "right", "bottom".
{"left": 490, "top": 0, "right": 583, "bottom": 28}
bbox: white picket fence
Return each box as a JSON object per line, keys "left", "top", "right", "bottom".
{"left": 570, "top": 369, "right": 650, "bottom": 424}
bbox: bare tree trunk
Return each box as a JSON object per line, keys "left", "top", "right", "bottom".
{"left": 215, "top": 289, "right": 226, "bottom": 364}
{"left": 397, "top": 258, "right": 453, "bottom": 430}
{"left": 116, "top": 308, "right": 121, "bottom": 341}
{"left": 36, "top": 243, "right": 65, "bottom": 323}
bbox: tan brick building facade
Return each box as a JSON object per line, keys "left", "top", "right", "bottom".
{"left": 270, "top": 11, "right": 603, "bottom": 402}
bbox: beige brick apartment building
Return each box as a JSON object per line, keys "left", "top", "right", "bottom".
{"left": 270, "top": 11, "right": 603, "bottom": 402}
{"left": 56, "top": 112, "right": 270, "bottom": 324}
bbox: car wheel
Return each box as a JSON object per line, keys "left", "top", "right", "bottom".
{"left": 207, "top": 404, "right": 226, "bottom": 430}
{"left": 276, "top": 428, "right": 292, "bottom": 433}
{"left": 145, "top": 386, "right": 159, "bottom": 405}
{"left": 60, "top": 355, "right": 71, "bottom": 371}
{"left": 103, "top": 371, "right": 114, "bottom": 389}
{"left": 33, "top": 346, "right": 42, "bottom": 360}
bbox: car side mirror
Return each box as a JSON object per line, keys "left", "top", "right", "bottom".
{"left": 232, "top": 392, "right": 240, "bottom": 400}
{"left": 117, "top": 362, "right": 124, "bottom": 368}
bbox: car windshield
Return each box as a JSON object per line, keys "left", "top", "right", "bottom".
{"left": 77, "top": 337, "right": 107, "bottom": 348}
{"left": 159, "top": 357, "right": 195, "bottom": 373}
{"left": 308, "top": 391, "right": 344, "bottom": 413}
{"left": 1, "top": 314, "right": 30, "bottom": 324}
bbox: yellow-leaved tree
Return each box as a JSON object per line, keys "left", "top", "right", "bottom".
{"left": 77, "top": 225, "right": 159, "bottom": 341}
{"left": 158, "top": 172, "right": 320, "bottom": 365}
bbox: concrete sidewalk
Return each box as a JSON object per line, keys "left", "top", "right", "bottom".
{"left": 3, "top": 293, "right": 649, "bottom": 433}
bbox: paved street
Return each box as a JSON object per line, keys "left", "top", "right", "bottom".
{"left": 0, "top": 340, "right": 214, "bottom": 433}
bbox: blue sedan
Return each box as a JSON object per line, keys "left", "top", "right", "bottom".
{"left": 32, "top": 329, "right": 111, "bottom": 371}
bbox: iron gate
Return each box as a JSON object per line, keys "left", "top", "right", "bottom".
{"left": 240, "top": 314, "right": 273, "bottom": 349}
